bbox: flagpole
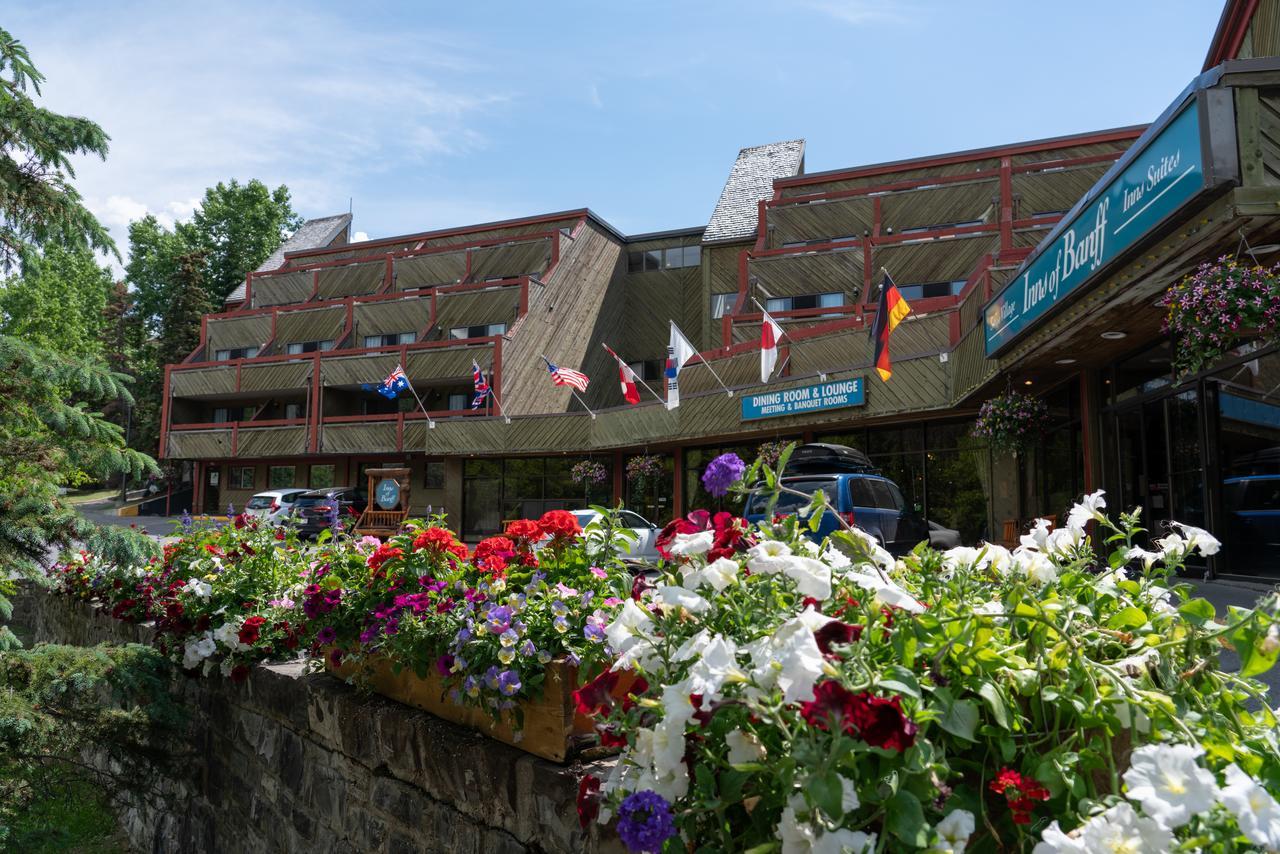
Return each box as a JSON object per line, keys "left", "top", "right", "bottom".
{"left": 399, "top": 364, "right": 436, "bottom": 431}
{"left": 540, "top": 354, "right": 596, "bottom": 419}
{"left": 752, "top": 297, "right": 792, "bottom": 382}
{"left": 696, "top": 354, "right": 734, "bottom": 397}
{"left": 488, "top": 365, "right": 512, "bottom": 424}
{"left": 601, "top": 342, "right": 664, "bottom": 405}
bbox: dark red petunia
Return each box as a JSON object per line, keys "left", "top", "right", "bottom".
{"left": 814, "top": 620, "right": 863, "bottom": 656}
{"left": 576, "top": 774, "right": 601, "bottom": 829}
{"left": 230, "top": 664, "right": 251, "bottom": 683}
{"left": 848, "top": 692, "right": 917, "bottom": 752}
{"left": 800, "top": 680, "right": 858, "bottom": 736}
{"left": 572, "top": 669, "right": 620, "bottom": 717}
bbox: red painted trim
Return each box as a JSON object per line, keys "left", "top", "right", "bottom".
{"left": 999, "top": 157, "right": 1014, "bottom": 251}
{"left": 309, "top": 353, "right": 321, "bottom": 452}
{"left": 170, "top": 418, "right": 307, "bottom": 431}
{"left": 210, "top": 276, "right": 527, "bottom": 323}
{"left": 754, "top": 199, "right": 768, "bottom": 252}
{"left": 492, "top": 336, "right": 504, "bottom": 401}
{"left": 773, "top": 128, "right": 1144, "bottom": 190}
{"left": 159, "top": 364, "right": 172, "bottom": 459}
{"left": 672, "top": 447, "right": 684, "bottom": 519}
{"left": 1204, "top": 0, "right": 1259, "bottom": 70}
{"left": 172, "top": 334, "right": 501, "bottom": 373}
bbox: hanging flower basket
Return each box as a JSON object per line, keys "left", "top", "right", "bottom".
{"left": 571, "top": 460, "right": 609, "bottom": 487}
{"left": 971, "top": 390, "right": 1049, "bottom": 454}
{"left": 626, "top": 455, "right": 664, "bottom": 488}
{"left": 1159, "top": 257, "right": 1280, "bottom": 376}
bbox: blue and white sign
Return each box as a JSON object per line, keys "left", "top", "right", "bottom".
{"left": 985, "top": 104, "right": 1206, "bottom": 355}
{"left": 375, "top": 477, "right": 401, "bottom": 510}
{"left": 741, "top": 378, "right": 865, "bottom": 422}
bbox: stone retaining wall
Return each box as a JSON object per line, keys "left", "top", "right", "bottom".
{"left": 9, "top": 587, "right": 620, "bottom": 854}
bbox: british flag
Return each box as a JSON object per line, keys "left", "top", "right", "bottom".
{"left": 542, "top": 356, "right": 590, "bottom": 393}
{"left": 470, "top": 360, "right": 491, "bottom": 409}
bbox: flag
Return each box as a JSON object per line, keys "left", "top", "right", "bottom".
{"left": 603, "top": 343, "right": 641, "bottom": 405}
{"left": 470, "top": 360, "right": 490, "bottom": 409}
{"left": 871, "top": 273, "right": 911, "bottom": 382}
{"left": 543, "top": 357, "right": 590, "bottom": 392}
{"left": 362, "top": 364, "right": 411, "bottom": 399}
{"left": 760, "top": 308, "right": 784, "bottom": 382}
{"left": 665, "top": 321, "right": 698, "bottom": 410}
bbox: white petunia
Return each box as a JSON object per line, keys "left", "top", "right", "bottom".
{"left": 605, "top": 599, "right": 653, "bottom": 651}
{"left": 1066, "top": 489, "right": 1107, "bottom": 533}
{"left": 1124, "top": 546, "right": 1163, "bottom": 571}
{"left": 1221, "top": 763, "right": 1280, "bottom": 849}
{"left": 942, "top": 546, "right": 989, "bottom": 573}
{"left": 1171, "top": 522, "right": 1221, "bottom": 557}
{"left": 183, "top": 577, "right": 212, "bottom": 599}
{"left": 181, "top": 632, "right": 217, "bottom": 669}
{"left": 781, "top": 555, "right": 832, "bottom": 600}
{"left": 689, "top": 556, "right": 741, "bottom": 592}
{"left": 1122, "top": 743, "right": 1219, "bottom": 828}
{"left": 667, "top": 529, "right": 715, "bottom": 557}
{"left": 1044, "top": 525, "right": 1085, "bottom": 557}
{"left": 725, "top": 728, "right": 766, "bottom": 765}
{"left": 1078, "top": 803, "right": 1173, "bottom": 853}
{"left": 1020, "top": 517, "right": 1053, "bottom": 551}
{"left": 657, "top": 584, "right": 712, "bottom": 614}
{"left": 1031, "top": 821, "right": 1087, "bottom": 853}
{"left": 751, "top": 617, "right": 825, "bottom": 703}
{"left": 796, "top": 604, "right": 835, "bottom": 632}
{"left": 776, "top": 799, "right": 817, "bottom": 854}
{"left": 930, "top": 809, "right": 975, "bottom": 854}
{"left": 684, "top": 634, "right": 745, "bottom": 700}
{"left": 212, "top": 619, "right": 248, "bottom": 651}
{"left": 747, "top": 540, "right": 793, "bottom": 575}
{"left": 813, "top": 829, "right": 874, "bottom": 854}
{"left": 1010, "top": 547, "right": 1058, "bottom": 586}
{"left": 974, "top": 600, "right": 1004, "bottom": 617}
{"left": 846, "top": 571, "right": 925, "bottom": 613}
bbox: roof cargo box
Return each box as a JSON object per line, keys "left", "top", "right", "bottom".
{"left": 782, "top": 443, "right": 877, "bottom": 474}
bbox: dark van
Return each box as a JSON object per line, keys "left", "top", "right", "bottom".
{"left": 743, "top": 444, "right": 929, "bottom": 555}
{"left": 292, "top": 487, "right": 368, "bottom": 537}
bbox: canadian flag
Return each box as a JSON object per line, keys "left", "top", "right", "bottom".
{"left": 603, "top": 343, "right": 641, "bottom": 405}
{"left": 760, "top": 309, "right": 784, "bottom": 382}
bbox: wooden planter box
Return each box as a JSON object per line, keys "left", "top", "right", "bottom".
{"left": 327, "top": 653, "right": 613, "bottom": 762}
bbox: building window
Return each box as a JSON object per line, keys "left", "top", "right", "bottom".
{"left": 710, "top": 293, "right": 737, "bottom": 319}
{"left": 424, "top": 461, "right": 445, "bottom": 490}
{"left": 896, "top": 280, "right": 965, "bottom": 301}
{"left": 212, "top": 406, "right": 254, "bottom": 423}
{"left": 449, "top": 323, "right": 506, "bottom": 340}
{"left": 284, "top": 403, "right": 305, "bottom": 420}
{"left": 229, "top": 466, "right": 255, "bottom": 489}
{"left": 285, "top": 340, "right": 335, "bottom": 355}
{"left": 364, "top": 332, "right": 417, "bottom": 348}
{"left": 214, "top": 346, "right": 259, "bottom": 361}
{"left": 627, "top": 244, "right": 700, "bottom": 273}
{"left": 627, "top": 360, "right": 662, "bottom": 382}
{"left": 267, "top": 466, "right": 295, "bottom": 489}
{"left": 766, "top": 293, "right": 843, "bottom": 313}
{"left": 310, "top": 464, "right": 335, "bottom": 489}
{"left": 447, "top": 393, "right": 468, "bottom": 410}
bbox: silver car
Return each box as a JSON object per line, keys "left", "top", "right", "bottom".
{"left": 572, "top": 509, "right": 661, "bottom": 563}
{"left": 244, "top": 489, "right": 309, "bottom": 524}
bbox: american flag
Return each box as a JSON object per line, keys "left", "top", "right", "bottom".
{"left": 470, "top": 360, "right": 490, "bottom": 409}
{"left": 543, "top": 356, "right": 590, "bottom": 393}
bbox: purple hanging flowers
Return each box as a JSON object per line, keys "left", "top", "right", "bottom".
{"left": 1159, "top": 256, "right": 1280, "bottom": 376}
{"left": 972, "top": 390, "right": 1050, "bottom": 454}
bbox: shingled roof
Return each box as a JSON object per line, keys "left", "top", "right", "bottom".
{"left": 702, "top": 140, "right": 805, "bottom": 244}
{"left": 224, "top": 213, "right": 352, "bottom": 303}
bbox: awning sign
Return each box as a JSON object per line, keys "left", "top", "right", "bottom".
{"left": 984, "top": 103, "right": 1205, "bottom": 355}
{"left": 741, "top": 378, "right": 864, "bottom": 421}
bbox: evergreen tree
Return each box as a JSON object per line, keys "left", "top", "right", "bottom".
{"left": 0, "top": 243, "right": 115, "bottom": 358}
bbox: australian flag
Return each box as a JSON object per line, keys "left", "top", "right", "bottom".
{"left": 470, "top": 359, "right": 490, "bottom": 409}
{"left": 362, "top": 364, "right": 411, "bottom": 399}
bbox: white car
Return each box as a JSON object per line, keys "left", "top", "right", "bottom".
{"left": 571, "top": 509, "right": 661, "bottom": 563}
{"left": 244, "top": 489, "right": 309, "bottom": 524}
{"left": 928, "top": 520, "right": 962, "bottom": 549}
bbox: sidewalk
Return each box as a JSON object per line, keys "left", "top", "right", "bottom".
{"left": 1186, "top": 576, "right": 1279, "bottom": 701}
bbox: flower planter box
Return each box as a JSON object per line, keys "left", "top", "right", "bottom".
{"left": 327, "top": 653, "right": 614, "bottom": 763}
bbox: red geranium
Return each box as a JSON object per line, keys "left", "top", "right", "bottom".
{"left": 505, "top": 519, "right": 543, "bottom": 542}
{"left": 538, "top": 509, "right": 581, "bottom": 540}
{"left": 367, "top": 543, "right": 404, "bottom": 574}
{"left": 413, "top": 527, "right": 458, "bottom": 554}
{"left": 989, "top": 767, "right": 1050, "bottom": 824}
{"left": 472, "top": 536, "right": 515, "bottom": 575}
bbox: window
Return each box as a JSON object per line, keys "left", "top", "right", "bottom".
{"left": 284, "top": 403, "right": 305, "bottom": 420}
{"left": 896, "top": 280, "right": 965, "bottom": 301}
{"left": 212, "top": 406, "right": 254, "bottom": 423}
{"left": 364, "top": 332, "right": 416, "bottom": 348}
{"left": 447, "top": 393, "right": 469, "bottom": 411}
{"left": 285, "top": 340, "right": 335, "bottom": 355}
{"left": 310, "top": 464, "right": 335, "bottom": 489}
{"left": 449, "top": 323, "right": 506, "bottom": 340}
{"left": 268, "top": 466, "right": 295, "bottom": 489}
{"left": 214, "top": 346, "right": 258, "bottom": 361}
{"left": 710, "top": 293, "right": 737, "bottom": 319}
{"left": 627, "top": 360, "right": 662, "bottom": 382}
{"left": 626, "top": 244, "right": 700, "bottom": 273}
{"left": 765, "top": 293, "right": 843, "bottom": 313}
{"left": 423, "top": 461, "right": 445, "bottom": 490}
{"left": 229, "top": 466, "right": 255, "bottom": 489}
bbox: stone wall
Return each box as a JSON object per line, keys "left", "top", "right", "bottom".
{"left": 9, "top": 587, "right": 620, "bottom": 854}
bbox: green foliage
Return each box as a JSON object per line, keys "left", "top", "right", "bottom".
{"left": 0, "top": 643, "right": 181, "bottom": 847}
{"left": 0, "top": 243, "right": 116, "bottom": 358}
{"left": 193, "top": 179, "right": 302, "bottom": 303}
{"left": 0, "top": 27, "right": 115, "bottom": 271}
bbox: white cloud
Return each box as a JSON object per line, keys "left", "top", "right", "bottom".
{"left": 352, "top": 231, "right": 370, "bottom": 243}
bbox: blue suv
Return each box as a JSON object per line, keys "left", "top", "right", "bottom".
{"left": 744, "top": 443, "right": 929, "bottom": 555}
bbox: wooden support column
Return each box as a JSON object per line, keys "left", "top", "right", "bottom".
{"left": 612, "top": 449, "right": 624, "bottom": 505}
{"left": 999, "top": 156, "right": 1014, "bottom": 252}
{"left": 1080, "top": 370, "right": 1103, "bottom": 494}
{"left": 672, "top": 447, "right": 684, "bottom": 518}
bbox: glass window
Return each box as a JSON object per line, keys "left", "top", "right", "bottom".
{"left": 627, "top": 251, "right": 645, "bottom": 274}
{"left": 310, "top": 464, "right": 335, "bottom": 489}
{"left": 745, "top": 477, "right": 838, "bottom": 516}
{"left": 423, "top": 461, "right": 445, "bottom": 489}
{"left": 268, "top": 466, "right": 295, "bottom": 489}
{"left": 449, "top": 323, "right": 506, "bottom": 340}
{"left": 285, "top": 340, "right": 335, "bottom": 355}
{"left": 212, "top": 406, "right": 253, "bottom": 423}
{"left": 710, "top": 293, "right": 736, "bottom": 319}
{"left": 229, "top": 466, "right": 255, "bottom": 489}
{"left": 284, "top": 403, "right": 305, "bottom": 420}
{"left": 644, "top": 250, "right": 662, "bottom": 272}
{"left": 766, "top": 293, "right": 843, "bottom": 313}
{"left": 214, "top": 346, "right": 258, "bottom": 361}
{"left": 447, "top": 393, "right": 468, "bottom": 410}
{"left": 848, "top": 478, "right": 878, "bottom": 508}
{"left": 683, "top": 245, "right": 701, "bottom": 267}
{"left": 364, "top": 332, "right": 416, "bottom": 348}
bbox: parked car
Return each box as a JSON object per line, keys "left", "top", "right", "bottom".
{"left": 1222, "top": 474, "right": 1280, "bottom": 572}
{"left": 293, "top": 487, "right": 369, "bottom": 537}
{"left": 571, "top": 509, "right": 661, "bottom": 563}
{"left": 928, "top": 520, "right": 962, "bottom": 549}
{"left": 743, "top": 443, "right": 929, "bottom": 556}
{"left": 244, "top": 489, "right": 309, "bottom": 524}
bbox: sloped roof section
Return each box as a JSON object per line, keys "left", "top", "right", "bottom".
{"left": 225, "top": 213, "right": 351, "bottom": 303}
{"left": 703, "top": 140, "right": 804, "bottom": 244}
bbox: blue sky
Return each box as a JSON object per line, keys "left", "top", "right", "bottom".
{"left": 10, "top": 1, "right": 1225, "bottom": 262}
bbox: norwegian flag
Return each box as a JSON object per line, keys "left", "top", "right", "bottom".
{"left": 542, "top": 356, "right": 590, "bottom": 392}
{"left": 602, "top": 343, "right": 641, "bottom": 405}
{"left": 470, "top": 360, "right": 491, "bottom": 409}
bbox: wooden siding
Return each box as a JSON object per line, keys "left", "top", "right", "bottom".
{"left": 702, "top": 244, "right": 740, "bottom": 348}
{"left": 948, "top": 325, "right": 995, "bottom": 402}
{"left": 621, "top": 266, "right": 701, "bottom": 363}
{"left": 404, "top": 346, "right": 489, "bottom": 381}
{"left": 872, "top": 234, "right": 1001, "bottom": 284}
{"left": 1238, "top": 0, "right": 1280, "bottom": 60}
{"left": 415, "top": 218, "right": 580, "bottom": 251}
{"left": 767, "top": 197, "right": 874, "bottom": 248}
{"left": 171, "top": 367, "right": 236, "bottom": 397}
{"left": 252, "top": 270, "right": 312, "bottom": 308}
{"left": 781, "top": 159, "right": 1001, "bottom": 198}
{"left": 206, "top": 315, "right": 271, "bottom": 354}
{"left": 1008, "top": 140, "right": 1133, "bottom": 167}
{"left": 879, "top": 180, "right": 998, "bottom": 233}
{"left": 168, "top": 429, "right": 231, "bottom": 458}
{"left": 432, "top": 289, "right": 520, "bottom": 337}
{"left": 1239, "top": 88, "right": 1280, "bottom": 186}
{"left": 239, "top": 361, "right": 312, "bottom": 393}
{"left": 354, "top": 298, "right": 431, "bottom": 339}
{"left": 275, "top": 306, "right": 346, "bottom": 346}
{"left": 323, "top": 423, "right": 398, "bottom": 454}
{"left": 237, "top": 426, "right": 308, "bottom": 457}
{"left": 749, "top": 248, "right": 864, "bottom": 303}
{"left": 1011, "top": 163, "right": 1113, "bottom": 217}
{"left": 316, "top": 261, "right": 385, "bottom": 300}
{"left": 468, "top": 239, "right": 551, "bottom": 281}
{"left": 394, "top": 251, "right": 466, "bottom": 290}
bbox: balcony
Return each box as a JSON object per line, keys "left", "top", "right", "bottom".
{"left": 166, "top": 419, "right": 309, "bottom": 459}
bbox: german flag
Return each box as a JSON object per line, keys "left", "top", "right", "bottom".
{"left": 871, "top": 273, "right": 911, "bottom": 382}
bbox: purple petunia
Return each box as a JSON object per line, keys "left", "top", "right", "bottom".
{"left": 315, "top": 626, "right": 337, "bottom": 645}
{"left": 701, "top": 452, "right": 746, "bottom": 497}
{"left": 616, "top": 790, "right": 676, "bottom": 853}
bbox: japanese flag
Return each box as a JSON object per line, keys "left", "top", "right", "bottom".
{"left": 760, "top": 310, "right": 784, "bottom": 382}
